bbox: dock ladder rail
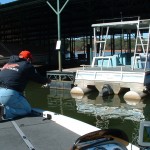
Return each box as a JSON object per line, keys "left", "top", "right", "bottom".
{"left": 93, "top": 26, "right": 109, "bottom": 57}
{"left": 93, "top": 25, "right": 110, "bottom": 67}
{"left": 132, "top": 19, "right": 150, "bottom": 70}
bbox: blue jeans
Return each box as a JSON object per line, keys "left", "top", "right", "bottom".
{"left": 0, "top": 88, "right": 31, "bottom": 119}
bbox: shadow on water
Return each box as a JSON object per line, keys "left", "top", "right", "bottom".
{"left": 26, "top": 81, "right": 150, "bottom": 146}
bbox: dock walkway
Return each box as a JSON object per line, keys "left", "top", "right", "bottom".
{"left": 46, "top": 67, "right": 81, "bottom": 90}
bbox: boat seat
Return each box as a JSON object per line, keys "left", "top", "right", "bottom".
{"left": 91, "top": 56, "right": 113, "bottom": 67}
{"left": 140, "top": 53, "right": 150, "bottom": 68}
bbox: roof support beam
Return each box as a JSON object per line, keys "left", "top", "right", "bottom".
{"left": 47, "top": 0, "right": 69, "bottom": 72}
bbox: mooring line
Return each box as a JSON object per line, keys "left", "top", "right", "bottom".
{"left": 11, "top": 121, "right": 35, "bottom": 150}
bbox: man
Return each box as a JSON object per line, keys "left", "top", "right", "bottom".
{"left": 0, "top": 50, "right": 50, "bottom": 120}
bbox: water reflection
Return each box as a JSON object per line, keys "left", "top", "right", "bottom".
{"left": 46, "top": 88, "right": 146, "bottom": 123}
{"left": 47, "top": 89, "right": 76, "bottom": 114}
{"left": 27, "top": 83, "right": 147, "bottom": 146}
{"left": 73, "top": 93, "right": 145, "bottom": 122}
{"left": 75, "top": 94, "right": 146, "bottom": 145}
{"left": 46, "top": 89, "right": 147, "bottom": 145}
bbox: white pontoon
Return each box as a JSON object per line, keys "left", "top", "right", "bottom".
{"left": 71, "top": 18, "right": 150, "bottom": 100}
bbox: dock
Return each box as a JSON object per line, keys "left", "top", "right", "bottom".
{"left": 46, "top": 67, "right": 81, "bottom": 90}
{"left": 46, "top": 19, "right": 150, "bottom": 100}
{"left": 71, "top": 18, "right": 150, "bottom": 100}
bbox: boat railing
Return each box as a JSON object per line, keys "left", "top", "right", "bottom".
{"left": 80, "top": 64, "right": 126, "bottom": 72}
{"left": 83, "top": 51, "right": 150, "bottom": 72}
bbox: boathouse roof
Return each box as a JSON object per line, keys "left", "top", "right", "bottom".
{"left": 0, "top": 0, "right": 150, "bottom": 38}
{"left": 0, "top": 0, "right": 149, "bottom": 67}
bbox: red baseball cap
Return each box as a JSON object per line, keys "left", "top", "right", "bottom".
{"left": 19, "top": 50, "right": 32, "bottom": 59}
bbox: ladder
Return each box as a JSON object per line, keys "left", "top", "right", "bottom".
{"left": 93, "top": 26, "right": 109, "bottom": 57}
{"left": 132, "top": 20, "right": 150, "bottom": 70}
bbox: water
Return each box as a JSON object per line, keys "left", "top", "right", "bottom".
{"left": 26, "top": 81, "right": 150, "bottom": 147}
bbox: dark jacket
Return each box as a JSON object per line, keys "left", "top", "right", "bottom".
{"left": 0, "top": 55, "right": 48, "bottom": 92}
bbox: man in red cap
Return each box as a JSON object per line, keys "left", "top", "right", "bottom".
{"left": 19, "top": 50, "right": 33, "bottom": 60}
{"left": 0, "top": 50, "right": 51, "bottom": 120}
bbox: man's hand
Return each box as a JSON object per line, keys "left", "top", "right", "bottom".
{"left": 41, "top": 83, "right": 51, "bottom": 88}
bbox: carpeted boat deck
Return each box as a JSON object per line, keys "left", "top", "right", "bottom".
{"left": 0, "top": 115, "right": 79, "bottom": 150}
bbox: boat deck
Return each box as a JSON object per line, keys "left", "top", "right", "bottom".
{"left": 0, "top": 114, "right": 79, "bottom": 150}
{"left": 0, "top": 109, "right": 140, "bottom": 150}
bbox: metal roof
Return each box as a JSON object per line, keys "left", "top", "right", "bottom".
{"left": 0, "top": 0, "right": 150, "bottom": 38}
{"left": 0, "top": 0, "right": 149, "bottom": 58}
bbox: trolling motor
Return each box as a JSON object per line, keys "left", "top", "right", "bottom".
{"left": 70, "top": 129, "right": 129, "bottom": 150}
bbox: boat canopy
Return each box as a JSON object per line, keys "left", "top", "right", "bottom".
{"left": 91, "top": 19, "right": 150, "bottom": 29}
{"left": 91, "top": 18, "right": 150, "bottom": 70}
